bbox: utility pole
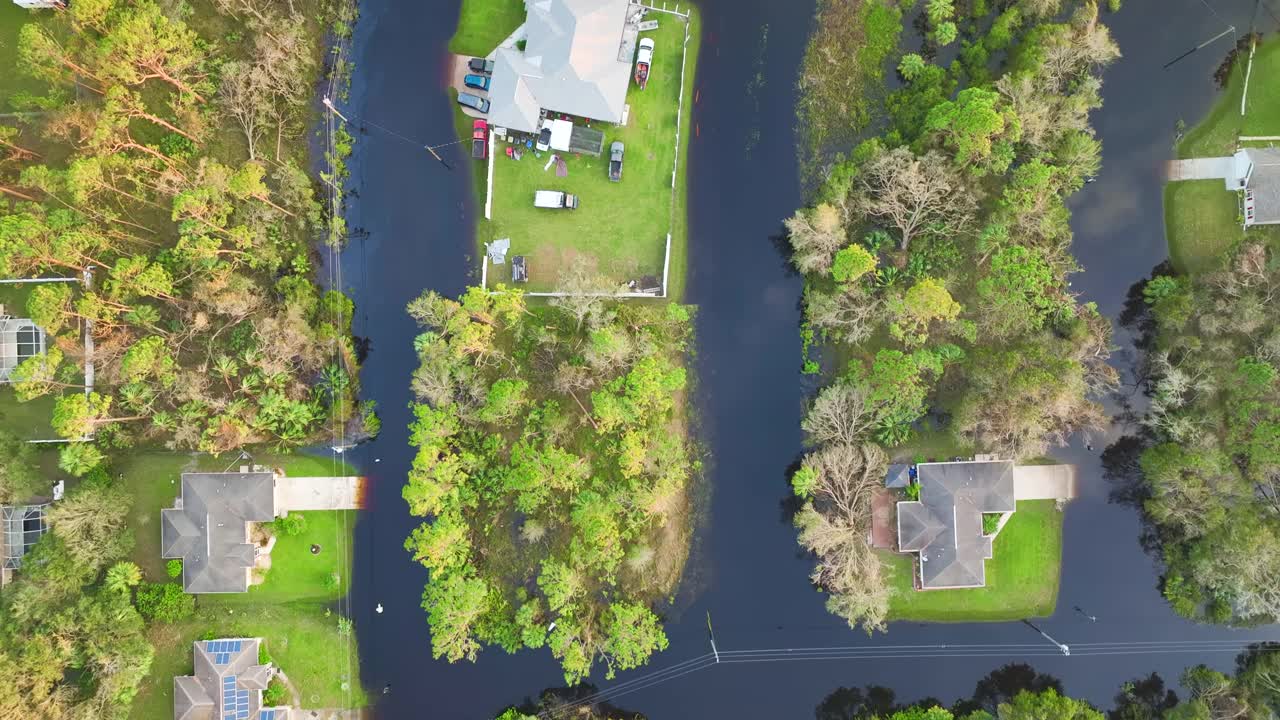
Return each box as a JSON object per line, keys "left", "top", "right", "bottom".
{"left": 706, "top": 612, "right": 719, "bottom": 664}
{"left": 1073, "top": 606, "right": 1097, "bottom": 622}
{"left": 1023, "top": 620, "right": 1070, "bottom": 656}
{"left": 321, "top": 96, "right": 349, "bottom": 123}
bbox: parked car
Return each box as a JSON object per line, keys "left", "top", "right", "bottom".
{"left": 468, "top": 57, "right": 495, "bottom": 74}
{"left": 608, "top": 141, "right": 624, "bottom": 182}
{"left": 472, "top": 120, "right": 488, "bottom": 160}
{"left": 634, "top": 38, "right": 654, "bottom": 89}
{"left": 457, "top": 92, "right": 490, "bottom": 113}
{"left": 534, "top": 190, "right": 579, "bottom": 210}
{"left": 463, "top": 74, "right": 491, "bottom": 91}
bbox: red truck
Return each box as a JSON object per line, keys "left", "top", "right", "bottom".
{"left": 472, "top": 119, "right": 488, "bottom": 160}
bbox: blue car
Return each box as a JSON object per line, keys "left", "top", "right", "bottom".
{"left": 463, "top": 74, "right": 490, "bottom": 91}
{"left": 457, "top": 92, "right": 490, "bottom": 114}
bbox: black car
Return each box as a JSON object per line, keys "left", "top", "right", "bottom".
{"left": 457, "top": 92, "right": 490, "bottom": 114}
{"left": 467, "top": 57, "right": 495, "bottom": 74}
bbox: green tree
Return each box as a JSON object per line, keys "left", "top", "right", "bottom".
{"left": 997, "top": 689, "right": 1102, "bottom": 719}
{"left": 58, "top": 442, "right": 106, "bottom": 477}
{"left": 898, "top": 53, "right": 927, "bottom": 81}
{"left": 422, "top": 571, "right": 490, "bottom": 662}
{"left": 600, "top": 602, "right": 668, "bottom": 679}
{"left": 925, "top": 87, "right": 1021, "bottom": 174}
{"left": 832, "top": 244, "right": 877, "bottom": 284}
{"left": 478, "top": 378, "right": 530, "bottom": 425}
{"left": 889, "top": 277, "right": 961, "bottom": 346}
{"left": 0, "top": 429, "right": 43, "bottom": 503}
{"left": 135, "top": 582, "right": 195, "bottom": 622}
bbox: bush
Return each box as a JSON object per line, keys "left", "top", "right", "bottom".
{"left": 166, "top": 559, "right": 183, "bottom": 579}
{"left": 263, "top": 678, "right": 288, "bottom": 706}
{"left": 325, "top": 572, "right": 341, "bottom": 592}
{"left": 136, "top": 582, "right": 195, "bottom": 622}
{"left": 275, "top": 513, "right": 307, "bottom": 537}
{"left": 982, "top": 513, "right": 1000, "bottom": 535}
{"left": 904, "top": 481, "right": 921, "bottom": 501}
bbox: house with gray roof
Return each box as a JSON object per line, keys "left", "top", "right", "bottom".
{"left": 896, "top": 460, "right": 1016, "bottom": 590}
{"left": 162, "top": 472, "right": 278, "bottom": 594}
{"left": 1231, "top": 148, "right": 1280, "bottom": 226}
{"left": 487, "top": 0, "right": 636, "bottom": 133}
{"left": 173, "top": 637, "right": 292, "bottom": 720}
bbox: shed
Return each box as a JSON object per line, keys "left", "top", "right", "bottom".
{"left": 511, "top": 256, "right": 528, "bottom": 283}
{"left": 884, "top": 464, "right": 912, "bottom": 489}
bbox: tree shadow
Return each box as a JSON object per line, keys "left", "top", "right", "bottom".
{"left": 500, "top": 683, "right": 648, "bottom": 720}
{"left": 952, "top": 663, "right": 1062, "bottom": 716}
{"left": 1108, "top": 672, "right": 1178, "bottom": 720}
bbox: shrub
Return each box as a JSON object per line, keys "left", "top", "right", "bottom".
{"left": 275, "top": 513, "right": 307, "bottom": 537}
{"left": 263, "top": 678, "right": 288, "bottom": 706}
{"left": 982, "top": 513, "right": 1000, "bottom": 535}
{"left": 904, "top": 481, "right": 921, "bottom": 501}
{"left": 136, "top": 582, "right": 195, "bottom": 622}
{"left": 166, "top": 559, "right": 183, "bottom": 579}
{"left": 325, "top": 572, "right": 341, "bottom": 592}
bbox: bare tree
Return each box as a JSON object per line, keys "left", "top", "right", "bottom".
{"left": 795, "top": 442, "right": 890, "bottom": 633}
{"left": 858, "top": 147, "right": 977, "bottom": 251}
{"left": 801, "top": 382, "right": 875, "bottom": 446}
{"left": 219, "top": 62, "right": 265, "bottom": 160}
{"left": 804, "top": 285, "right": 880, "bottom": 343}
{"left": 550, "top": 258, "right": 616, "bottom": 330}
{"left": 785, "top": 202, "right": 846, "bottom": 274}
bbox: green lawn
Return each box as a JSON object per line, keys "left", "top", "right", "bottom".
{"left": 884, "top": 500, "right": 1063, "bottom": 622}
{"left": 221, "top": 509, "right": 356, "bottom": 604}
{"left": 120, "top": 450, "right": 364, "bottom": 718}
{"left": 1163, "top": 180, "right": 1244, "bottom": 274}
{"left": 1178, "top": 38, "right": 1280, "bottom": 159}
{"left": 0, "top": 2, "right": 47, "bottom": 111}
{"left": 449, "top": 0, "right": 524, "bottom": 57}
{"left": 466, "top": 9, "right": 700, "bottom": 298}
{"left": 1165, "top": 38, "right": 1280, "bottom": 273}
{"left": 132, "top": 600, "right": 365, "bottom": 719}
{"left": 117, "top": 450, "right": 353, "bottom": 581}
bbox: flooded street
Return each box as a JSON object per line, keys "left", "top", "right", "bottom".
{"left": 338, "top": 1, "right": 1280, "bottom": 717}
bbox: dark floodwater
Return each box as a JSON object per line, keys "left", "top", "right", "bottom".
{"left": 338, "top": 1, "right": 1280, "bottom": 717}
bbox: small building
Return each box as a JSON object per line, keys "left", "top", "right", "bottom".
{"left": 511, "top": 255, "right": 528, "bottom": 283}
{"left": 487, "top": 0, "right": 638, "bottom": 134}
{"left": 1229, "top": 148, "right": 1280, "bottom": 226}
{"left": 893, "top": 459, "right": 1076, "bottom": 590}
{"left": 0, "top": 317, "right": 47, "bottom": 383}
{"left": 11, "top": 0, "right": 66, "bottom": 8}
{"left": 897, "top": 461, "right": 1016, "bottom": 590}
{"left": 162, "top": 472, "right": 278, "bottom": 594}
{"left": 173, "top": 637, "right": 292, "bottom": 720}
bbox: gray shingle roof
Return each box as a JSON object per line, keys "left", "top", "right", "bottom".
{"left": 161, "top": 472, "right": 276, "bottom": 594}
{"left": 897, "top": 461, "right": 1014, "bottom": 590}
{"left": 487, "top": 0, "right": 632, "bottom": 133}
{"left": 1245, "top": 148, "right": 1280, "bottom": 225}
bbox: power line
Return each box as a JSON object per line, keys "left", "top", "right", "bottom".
{"left": 533, "top": 638, "right": 1280, "bottom": 717}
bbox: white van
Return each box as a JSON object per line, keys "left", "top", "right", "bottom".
{"left": 534, "top": 190, "right": 579, "bottom": 210}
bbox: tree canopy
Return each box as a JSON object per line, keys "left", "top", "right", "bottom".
{"left": 404, "top": 286, "right": 696, "bottom": 683}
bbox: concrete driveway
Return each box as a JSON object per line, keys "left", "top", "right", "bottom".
{"left": 450, "top": 54, "right": 489, "bottom": 120}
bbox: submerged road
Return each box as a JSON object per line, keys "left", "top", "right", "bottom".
{"left": 337, "top": 1, "right": 1280, "bottom": 717}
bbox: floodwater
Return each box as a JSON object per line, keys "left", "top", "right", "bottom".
{"left": 337, "top": 1, "right": 1280, "bottom": 717}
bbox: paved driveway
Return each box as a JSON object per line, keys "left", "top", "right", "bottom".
{"left": 1012, "top": 464, "right": 1077, "bottom": 501}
